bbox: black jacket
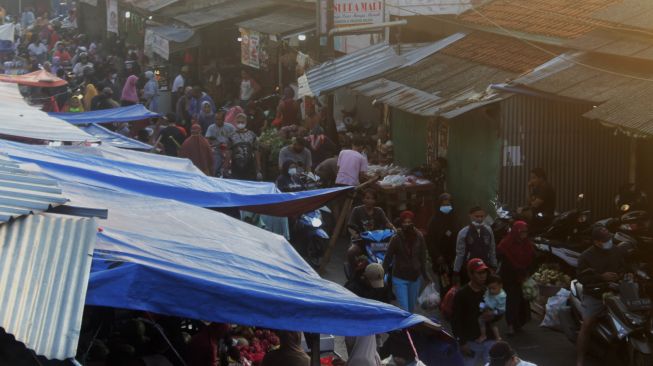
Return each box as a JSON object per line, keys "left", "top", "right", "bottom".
{"left": 577, "top": 245, "right": 626, "bottom": 297}
{"left": 451, "top": 284, "right": 496, "bottom": 344}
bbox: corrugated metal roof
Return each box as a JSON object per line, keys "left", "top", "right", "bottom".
{"left": 584, "top": 85, "right": 653, "bottom": 136}
{"left": 0, "top": 213, "right": 97, "bottom": 360}
{"left": 300, "top": 33, "right": 465, "bottom": 97}
{"left": 458, "top": 0, "right": 618, "bottom": 39}
{"left": 0, "top": 83, "right": 95, "bottom": 142}
{"left": 237, "top": 7, "right": 315, "bottom": 37}
{"left": 0, "top": 155, "right": 68, "bottom": 224}
{"left": 510, "top": 51, "right": 648, "bottom": 103}
{"left": 173, "top": 0, "right": 276, "bottom": 28}
{"left": 591, "top": 0, "right": 653, "bottom": 31}
{"left": 122, "top": 0, "right": 180, "bottom": 12}
{"left": 564, "top": 29, "right": 653, "bottom": 61}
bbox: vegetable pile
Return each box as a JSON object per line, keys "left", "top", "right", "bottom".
{"left": 229, "top": 326, "right": 280, "bottom": 366}
{"left": 532, "top": 263, "right": 571, "bottom": 288}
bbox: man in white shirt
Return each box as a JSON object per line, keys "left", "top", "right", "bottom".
{"left": 486, "top": 341, "right": 537, "bottom": 366}
{"left": 28, "top": 39, "right": 48, "bottom": 63}
{"left": 172, "top": 65, "right": 188, "bottom": 106}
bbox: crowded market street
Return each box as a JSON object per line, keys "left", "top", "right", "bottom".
{"left": 0, "top": 1, "right": 652, "bottom": 366}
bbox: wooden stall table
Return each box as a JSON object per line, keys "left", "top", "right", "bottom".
{"left": 374, "top": 182, "right": 437, "bottom": 226}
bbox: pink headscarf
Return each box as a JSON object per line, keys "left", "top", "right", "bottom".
{"left": 121, "top": 75, "right": 139, "bottom": 103}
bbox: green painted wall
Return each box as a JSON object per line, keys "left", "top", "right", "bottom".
{"left": 391, "top": 109, "right": 429, "bottom": 168}
{"left": 445, "top": 110, "right": 502, "bottom": 226}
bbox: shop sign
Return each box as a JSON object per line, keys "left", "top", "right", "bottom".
{"left": 106, "top": 0, "right": 119, "bottom": 35}
{"left": 144, "top": 28, "right": 170, "bottom": 60}
{"left": 334, "top": 0, "right": 384, "bottom": 27}
{"left": 240, "top": 29, "right": 261, "bottom": 69}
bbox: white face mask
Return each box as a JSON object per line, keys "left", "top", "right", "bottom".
{"left": 236, "top": 123, "right": 246, "bottom": 130}
{"left": 472, "top": 221, "right": 484, "bottom": 228}
{"left": 288, "top": 168, "right": 297, "bottom": 176}
{"left": 601, "top": 239, "right": 614, "bottom": 250}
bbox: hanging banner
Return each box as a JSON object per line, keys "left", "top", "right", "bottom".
{"left": 106, "top": 0, "right": 119, "bottom": 35}
{"left": 240, "top": 29, "right": 261, "bottom": 69}
{"left": 144, "top": 28, "right": 170, "bottom": 60}
{"left": 334, "top": 0, "right": 384, "bottom": 27}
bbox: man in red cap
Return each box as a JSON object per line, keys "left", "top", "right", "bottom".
{"left": 452, "top": 257, "right": 495, "bottom": 366}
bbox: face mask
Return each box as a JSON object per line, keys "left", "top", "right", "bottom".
{"left": 440, "top": 205, "right": 453, "bottom": 214}
{"left": 601, "top": 239, "right": 614, "bottom": 250}
{"left": 472, "top": 221, "right": 484, "bottom": 227}
{"left": 111, "top": 73, "right": 118, "bottom": 79}
{"left": 236, "top": 123, "right": 246, "bottom": 130}
{"left": 288, "top": 168, "right": 297, "bottom": 176}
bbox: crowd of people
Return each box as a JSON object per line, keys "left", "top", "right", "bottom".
{"left": 3, "top": 5, "right": 625, "bottom": 366}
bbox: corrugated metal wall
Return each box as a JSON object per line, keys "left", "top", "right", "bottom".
{"left": 391, "top": 108, "right": 429, "bottom": 168}
{"left": 499, "top": 95, "right": 631, "bottom": 220}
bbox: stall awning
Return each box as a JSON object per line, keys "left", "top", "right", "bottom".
{"left": 298, "top": 34, "right": 465, "bottom": 97}
{"left": 173, "top": 0, "right": 276, "bottom": 28}
{"left": 0, "top": 70, "right": 67, "bottom": 87}
{"left": 0, "top": 83, "right": 95, "bottom": 142}
{"left": 237, "top": 7, "right": 315, "bottom": 37}
{"left": 49, "top": 104, "right": 160, "bottom": 125}
{"left": 121, "top": 0, "right": 180, "bottom": 12}
{"left": 144, "top": 25, "right": 201, "bottom": 60}
{"left": 58, "top": 182, "right": 431, "bottom": 337}
{"left": 0, "top": 140, "right": 353, "bottom": 217}
{"left": 77, "top": 124, "right": 153, "bottom": 151}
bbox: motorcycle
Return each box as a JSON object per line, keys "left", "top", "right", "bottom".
{"left": 561, "top": 266, "right": 653, "bottom": 366}
{"left": 345, "top": 228, "right": 395, "bottom": 281}
{"left": 291, "top": 173, "right": 331, "bottom": 268}
{"left": 294, "top": 209, "right": 330, "bottom": 268}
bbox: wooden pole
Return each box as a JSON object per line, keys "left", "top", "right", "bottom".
{"left": 309, "top": 333, "right": 321, "bottom": 366}
{"left": 318, "top": 177, "right": 379, "bottom": 274}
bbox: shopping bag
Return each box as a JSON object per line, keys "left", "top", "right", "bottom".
{"left": 418, "top": 283, "right": 441, "bottom": 310}
{"left": 440, "top": 285, "right": 459, "bottom": 321}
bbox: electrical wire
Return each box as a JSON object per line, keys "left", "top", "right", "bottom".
{"left": 382, "top": 1, "right": 653, "bottom": 83}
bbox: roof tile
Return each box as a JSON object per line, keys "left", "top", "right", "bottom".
{"left": 439, "top": 32, "right": 557, "bottom": 73}
{"left": 459, "top": 0, "right": 619, "bottom": 39}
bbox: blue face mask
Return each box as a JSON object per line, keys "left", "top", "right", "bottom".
{"left": 440, "top": 205, "right": 453, "bottom": 214}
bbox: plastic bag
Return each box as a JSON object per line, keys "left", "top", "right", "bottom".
{"left": 418, "top": 283, "right": 441, "bottom": 310}
{"left": 522, "top": 277, "right": 539, "bottom": 301}
{"left": 440, "top": 285, "right": 459, "bottom": 320}
{"left": 540, "top": 288, "right": 571, "bottom": 330}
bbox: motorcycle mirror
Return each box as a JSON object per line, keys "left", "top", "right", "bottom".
{"left": 621, "top": 204, "right": 630, "bottom": 212}
{"left": 578, "top": 193, "right": 585, "bottom": 201}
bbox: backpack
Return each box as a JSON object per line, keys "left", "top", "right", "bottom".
{"left": 440, "top": 285, "right": 459, "bottom": 321}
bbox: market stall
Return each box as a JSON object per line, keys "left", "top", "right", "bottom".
{"left": 368, "top": 164, "right": 438, "bottom": 225}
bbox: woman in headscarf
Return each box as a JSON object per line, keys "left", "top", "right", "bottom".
{"left": 83, "top": 82, "right": 97, "bottom": 112}
{"left": 497, "top": 221, "right": 535, "bottom": 335}
{"left": 197, "top": 101, "right": 215, "bottom": 135}
{"left": 178, "top": 124, "right": 214, "bottom": 176}
{"left": 347, "top": 335, "right": 382, "bottom": 366}
{"left": 143, "top": 70, "right": 159, "bottom": 112}
{"left": 426, "top": 193, "right": 456, "bottom": 293}
{"left": 261, "top": 331, "right": 309, "bottom": 366}
{"left": 120, "top": 74, "right": 139, "bottom": 106}
{"left": 383, "top": 210, "right": 431, "bottom": 313}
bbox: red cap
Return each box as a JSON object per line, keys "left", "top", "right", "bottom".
{"left": 467, "top": 258, "right": 489, "bottom": 273}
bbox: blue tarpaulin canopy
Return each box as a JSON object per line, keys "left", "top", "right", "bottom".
{"left": 49, "top": 104, "right": 160, "bottom": 125}
{"left": 0, "top": 140, "right": 351, "bottom": 216}
{"left": 78, "top": 123, "right": 153, "bottom": 151}
{"left": 57, "top": 182, "right": 431, "bottom": 336}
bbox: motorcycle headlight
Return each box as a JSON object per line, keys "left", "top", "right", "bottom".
{"left": 311, "top": 218, "right": 322, "bottom": 228}
{"left": 611, "top": 316, "right": 629, "bottom": 340}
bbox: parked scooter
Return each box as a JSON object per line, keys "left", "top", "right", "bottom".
{"left": 561, "top": 265, "right": 653, "bottom": 365}
{"left": 291, "top": 173, "right": 331, "bottom": 268}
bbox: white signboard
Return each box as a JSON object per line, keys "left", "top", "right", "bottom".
{"left": 386, "top": 0, "right": 474, "bottom": 16}
{"left": 503, "top": 146, "right": 522, "bottom": 167}
{"left": 144, "top": 28, "right": 170, "bottom": 60}
{"left": 334, "top": 0, "right": 384, "bottom": 27}
{"left": 106, "top": 0, "right": 119, "bottom": 35}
